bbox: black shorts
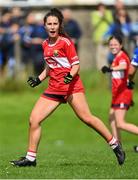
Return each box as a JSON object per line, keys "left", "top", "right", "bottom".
{"left": 42, "top": 93, "right": 67, "bottom": 103}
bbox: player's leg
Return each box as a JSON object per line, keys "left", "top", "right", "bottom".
{"left": 68, "top": 93, "right": 112, "bottom": 141}
{"left": 67, "top": 92, "right": 125, "bottom": 165}
{"left": 28, "top": 97, "right": 60, "bottom": 152}
{"left": 10, "top": 97, "right": 60, "bottom": 166}
{"left": 109, "top": 108, "right": 121, "bottom": 141}
{"left": 114, "top": 109, "right": 138, "bottom": 134}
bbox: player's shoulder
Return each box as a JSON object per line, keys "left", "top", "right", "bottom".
{"left": 60, "top": 36, "right": 72, "bottom": 46}
{"left": 116, "top": 51, "right": 130, "bottom": 63}
{"left": 120, "top": 51, "right": 129, "bottom": 60}
{"left": 42, "top": 39, "right": 48, "bottom": 47}
{"left": 116, "top": 51, "right": 125, "bottom": 59}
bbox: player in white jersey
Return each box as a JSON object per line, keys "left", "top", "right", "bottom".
{"left": 128, "top": 47, "right": 138, "bottom": 152}
{"left": 10, "top": 8, "right": 125, "bottom": 167}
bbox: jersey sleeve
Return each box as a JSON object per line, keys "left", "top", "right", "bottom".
{"left": 64, "top": 40, "right": 80, "bottom": 66}
{"left": 119, "top": 59, "right": 127, "bottom": 65}
{"left": 131, "top": 48, "right": 138, "bottom": 67}
{"left": 118, "top": 53, "right": 128, "bottom": 66}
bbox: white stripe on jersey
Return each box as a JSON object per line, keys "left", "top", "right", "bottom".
{"left": 44, "top": 57, "right": 71, "bottom": 68}
{"left": 44, "top": 55, "right": 79, "bottom": 68}
{"left": 131, "top": 61, "right": 138, "bottom": 67}
{"left": 54, "top": 57, "right": 71, "bottom": 67}
{"left": 120, "top": 60, "right": 126, "bottom": 64}
{"left": 112, "top": 71, "right": 125, "bottom": 79}
{"left": 72, "top": 61, "right": 80, "bottom": 65}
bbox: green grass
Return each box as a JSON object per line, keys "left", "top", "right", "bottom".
{"left": 0, "top": 70, "right": 138, "bottom": 179}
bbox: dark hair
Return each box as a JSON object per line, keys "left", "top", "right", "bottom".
{"left": 108, "top": 35, "right": 130, "bottom": 60}
{"left": 108, "top": 35, "right": 123, "bottom": 45}
{"left": 43, "top": 8, "right": 66, "bottom": 36}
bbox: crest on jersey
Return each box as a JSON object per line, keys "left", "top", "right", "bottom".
{"left": 54, "top": 50, "right": 58, "bottom": 57}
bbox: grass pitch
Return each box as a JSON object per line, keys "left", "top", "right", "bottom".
{"left": 0, "top": 71, "right": 138, "bottom": 179}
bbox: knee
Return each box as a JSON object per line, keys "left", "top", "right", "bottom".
{"left": 29, "top": 113, "right": 41, "bottom": 128}
{"left": 116, "top": 121, "right": 124, "bottom": 129}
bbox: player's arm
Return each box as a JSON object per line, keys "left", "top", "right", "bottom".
{"left": 129, "top": 64, "right": 137, "bottom": 81}
{"left": 64, "top": 39, "right": 80, "bottom": 84}
{"left": 27, "top": 65, "right": 50, "bottom": 88}
{"left": 110, "top": 62, "right": 136, "bottom": 89}
{"left": 70, "top": 64, "right": 80, "bottom": 77}
{"left": 64, "top": 64, "right": 80, "bottom": 84}
{"left": 111, "top": 63, "right": 127, "bottom": 71}
{"left": 38, "top": 65, "right": 49, "bottom": 81}
{"left": 101, "top": 62, "right": 127, "bottom": 73}
{"left": 127, "top": 64, "right": 137, "bottom": 89}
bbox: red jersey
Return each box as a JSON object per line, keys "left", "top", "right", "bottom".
{"left": 42, "top": 36, "right": 84, "bottom": 95}
{"left": 111, "top": 51, "right": 132, "bottom": 109}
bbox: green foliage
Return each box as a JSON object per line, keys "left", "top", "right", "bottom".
{"left": 0, "top": 70, "right": 138, "bottom": 179}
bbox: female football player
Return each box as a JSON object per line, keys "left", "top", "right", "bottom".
{"left": 10, "top": 8, "right": 125, "bottom": 167}
{"left": 101, "top": 36, "right": 138, "bottom": 145}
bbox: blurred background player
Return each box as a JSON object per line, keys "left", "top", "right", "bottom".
{"left": 129, "top": 47, "right": 138, "bottom": 81}
{"left": 90, "top": 2, "right": 113, "bottom": 69}
{"left": 10, "top": 8, "right": 125, "bottom": 167}
{"left": 128, "top": 46, "right": 138, "bottom": 152}
{"left": 112, "top": 0, "right": 125, "bottom": 22}
{"left": 20, "top": 12, "right": 48, "bottom": 76}
{"left": 62, "top": 8, "right": 82, "bottom": 53}
{"left": 101, "top": 35, "right": 138, "bottom": 146}
{"left": 102, "top": 0, "right": 131, "bottom": 88}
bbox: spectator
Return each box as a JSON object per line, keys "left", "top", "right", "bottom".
{"left": 0, "top": 12, "right": 12, "bottom": 77}
{"left": 19, "top": 12, "right": 36, "bottom": 75}
{"left": 62, "top": 8, "right": 82, "bottom": 53}
{"left": 10, "top": 7, "right": 25, "bottom": 26}
{"left": 5, "top": 22, "right": 20, "bottom": 77}
{"left": 112, "top": 0, "right": 125, "bottom": 22}
{"left": 20, "top": 12, "right": 48, "bottom": 76}
{"left": 90, "top": 3, "right": 113, "bottom": 69}
{"left": 130, "top": 18, "right": 138, "bottom": 48}
{"left": 108, "top": 2, "right": 131, "bottom": 53}
{"left": 30, "top": 13, "right": 48, "bottom": 75}
{"left": 104, "top": 7, "right": 131, "bottom": 69}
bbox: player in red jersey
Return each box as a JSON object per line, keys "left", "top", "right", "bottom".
{"left": 10, "top": 8, "right": 125, "bottom": 167}
{"left": 101, "top": 35, "right": 138, "bottom": 144}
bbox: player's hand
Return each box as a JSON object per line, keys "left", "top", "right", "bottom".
{"left": 127, "top": 80, "right": 135, "bottom": 89}
{"left": 101, "top": 66, "right": 112, "bottom": 73}
{"left": 64, "top": 73, "right": 73, "bottom": 84}
{"left": 27, "top": 76, "right": 41, "bottom": 88}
